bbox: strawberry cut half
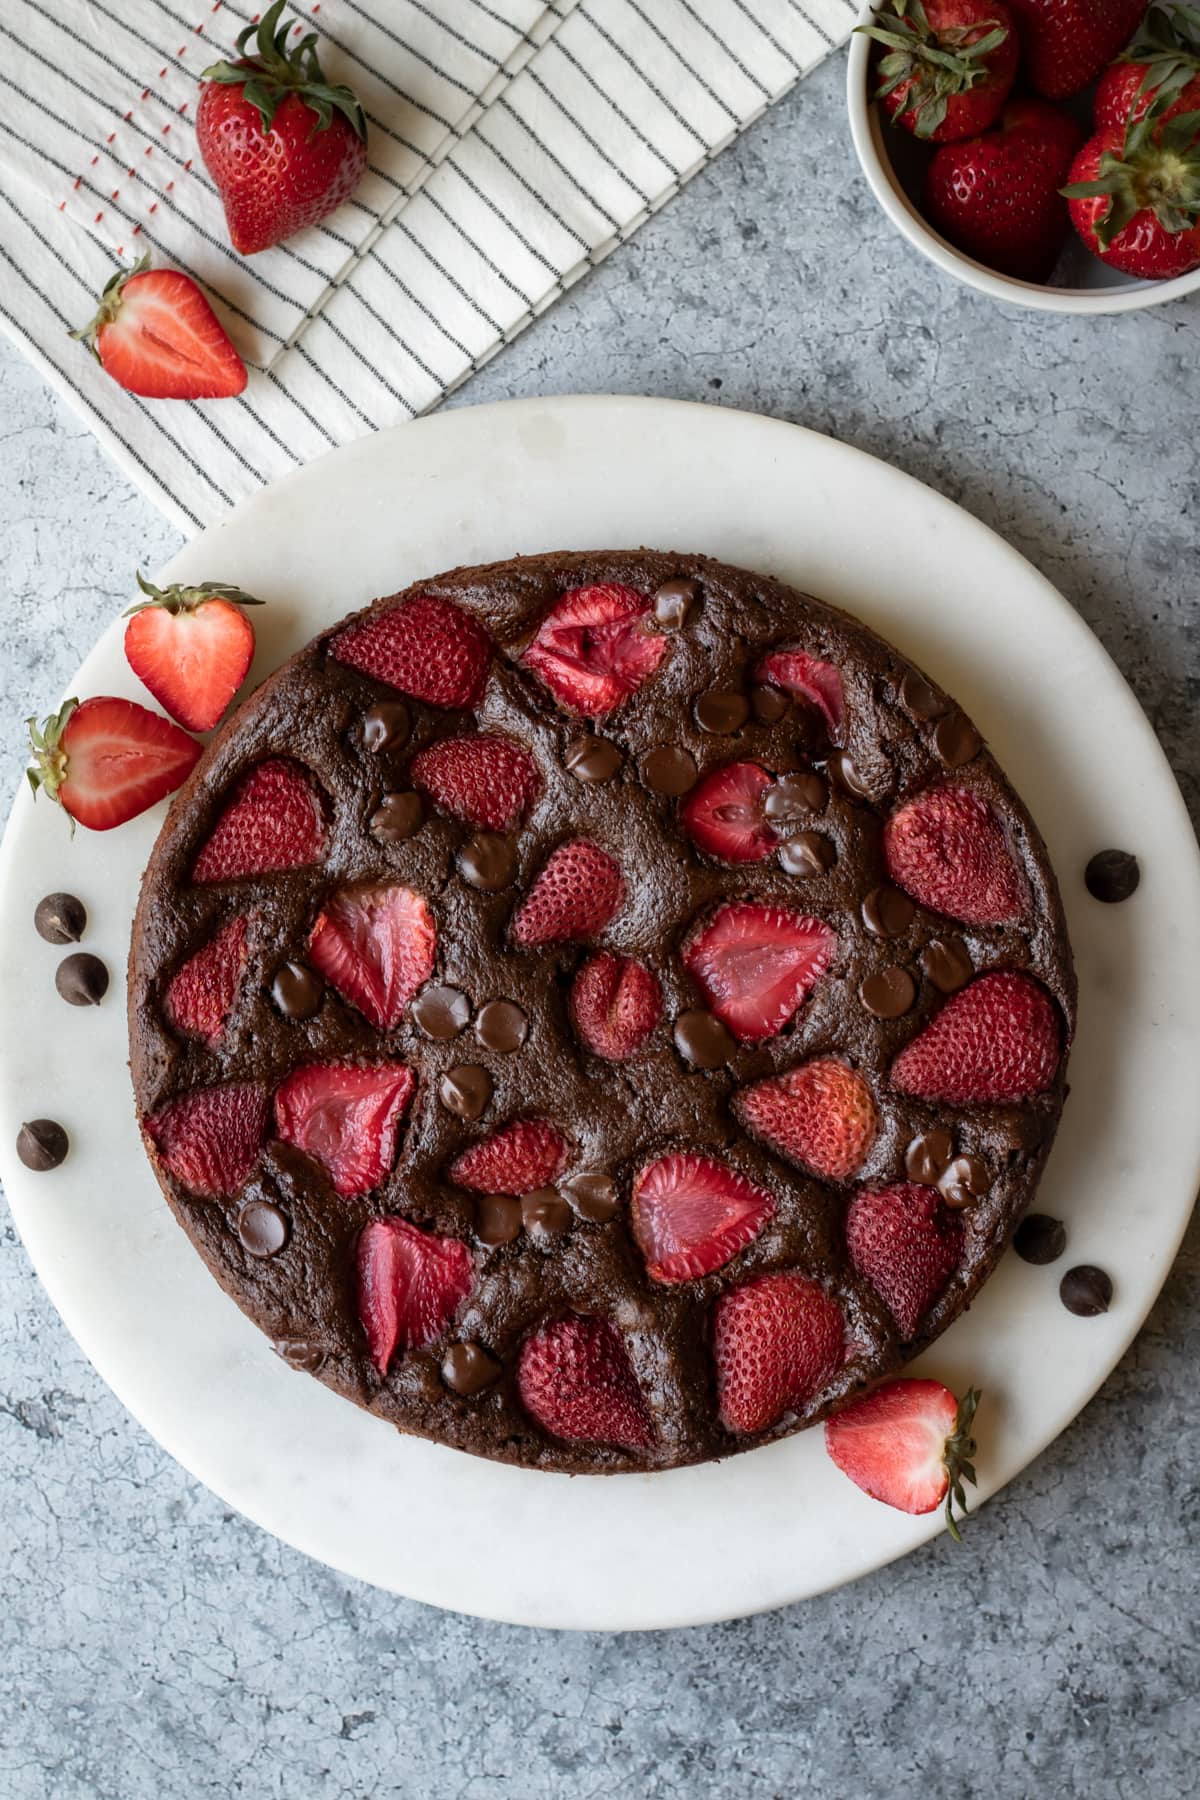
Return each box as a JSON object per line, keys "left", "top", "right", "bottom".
{"left": 522, "top": 584, "right": 668, "bottom": 717}
{"left": 714, "top": 1272, "right": 845, "bottom": 1435}
{"left": 517, "top": 1315, "right": 653, "bottom": 1450}
{"left": 163, "top": 915, "right": 249, "bottom": 1045}
{"left": 27, "top": 696, "right": 201, "bottom": 833}
{"left": 891, "top": 971, "right": 1061, "bottom": 1104}
{"left": 410, "top": 734, "right": 541, "bottom": 832}
{"left": 754, "top": 647, "right": 845, "bottom": 742}
{"left": 71, "top": 257, "right": 247, "bottom": 400}
{"left": 357, "top": 1217, "right": 474, "bottom": 1375}
{"left": 308, "top": 884, "right": 436, "bottom": 1031}
{"left": 143, "top": 1082, "right": 267, "bottom": 1198}
{"left": 274, "top": 1062, "right": 415, "bottom": 1197}
{"left": 683, "top": 902, "right": 837, "bottom": 1042}
{"left": 734, "top": 1058, "right": 877, "bottom": 1181}
{"left": 845, "top": 1183, "right": 964, "bottom": 1338}
{"left": 825, "top": 1380, "right": 981, "bottom": 1539}
{"left": 123, "top": 573, "right": 263, "bottom": 733}
{"left": 569, "top": 953, "right": 662, "bottom": 1061}
{"left": 883, "top": 785, "right": 1024, "bottom": 925}
{"left": 631, "top": 1152, "right": 774, "bottom": 1283}
{"left": 511, "top": 840, "right": 624, "bottom": 949}
{"left": 680, "top": 761, "right": 776, "bottom": 863}
{"left": 192, "top": 758, "right": 326, "bottom": 882}
{"left": 329, "top": 593, "right": 492, "bottom": 710}
{"left": 448, "top": 1119, "right": 570, "bottom": 1194}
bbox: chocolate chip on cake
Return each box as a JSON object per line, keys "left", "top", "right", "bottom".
{"left": 937, "top": 1154, "right": 989, "bottom": 1209}
{"left": 565, "top": 736, "right": 621, "bottom": 783}
{"left": 859, "top": 965, "right": 916, "bottom": 1018}
{"left": 561, "top": 1172, "right": 619, "bottom": 1222}
{"left": 934, "top": 712, "right": 982, "bottom": 768}
{"left": 370, "top": 791, "right": 423, "bottom": 843}
{"left": 900, "top": 672, "right": 949, "bottom": 721}
{"left": 778, "top": 832, "right": 835, "bottom": 877}
{"left": 439, "top": 1065, "right": 492, "bottom": 1121}
{"left": 459, "top": 833, "right": 516, "bottom": 891}
{"left": 474, "top": 999, "right": 528, "bottom": 1053}
{"left": 413, "top": 984, "right": 471, "bottom": 1040}
{"left": 273, "top": 1338, "right": 327, "bottom": 1372}
{"left": 652, "top": 578, "right": 699, "bottom": 630}
{"left": 920, "top": 937, "right": 973, "bottom": 993}
{"left": 674, "top": 1009, "right": 735, "bottom": 1069}
{"left": 271, "top": 962, "right": 324, "bottom": 1019}
{"left": 521, "top": 1188, "right": 572, "bottom": 1240}
{"left": 442, "top": 1343, "right": 502, "bottom": 1395}
{"left": 35, "top": 892, "right": 86, "bottom": 945}
{"left": 861, "top": 884, "right": 914, "bottom": 939}
{"left": 694, "top": 689, "right": 749, "bottom": 734}
{"left": 642, "top": 746, "right": 697, "bottom": 795}
{"left": 905, "top": 1128, "right": 954, "bottom": 1185}
{"left": 362, "top": 701, "right": 410, "bottom": 753}
{"left": 765, "top": 771, "right": 827, "bottom": 821}
{"left": 237, "top": 1198, "right": 289, "bottom": 1257}
{"left": 475, "top": 1194, "right": 521, "bottom": 1246}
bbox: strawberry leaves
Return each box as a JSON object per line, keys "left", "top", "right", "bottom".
{"left": 858, "top": 0, "right": 1013, "bottom": 139}
{"left": 202, "top": 0, "right": 367, "bottom": 141}
{"left": 1063, "top": 100, "right": 1200, "bottom": 246}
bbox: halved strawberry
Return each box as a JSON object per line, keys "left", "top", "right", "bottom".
{"left": 845, "top": 1183, "right": 963, "bottom": 1338}
{"left": 825, "top": 1380, "right": 980, "bottom": 1538}
{"left": 124, "top": 573, "right": 263, "bottom": 733}
{"left": 71, "top": 257, "right": 246, "bottom": 400}
{"left": 410, "top": 734, "right": 541, "bottom": 831}
{"left": 754, "top": 647, "right": 844, "bottom": 741}
{"left": 733, "top": 1059, "right": 877, "bottom": 1180}
{"left": 680, "top": 761, "right": 775, "bottom": 863}
{"left": 330, "top": 593, "right": 492, "bottom": 710}
{"left": 683, "top": 903, "right": 837, "bottom": 1042}
{"left": 891, "top": 971, "right": 1061, "bottom": 1103}
{"left": 274, "top": 1061, "right": 414, "bottom": 1196}
{"left": 448, "top": 1118, "right": 570, "bottom": 1194}
{"left": 517, "top": 1315, "right": 653, "bottom": 1449}
{"left": 164, "top": 915, "right": 249, "bottom": 1045}
{"left": 511, "top": 841, "right": 624, "bottom": 949}
{"left": 143, "top": 1082, "right": 267, "bottom": 1197}
{"left": 193, "top": 758, "right": 326, "bottom": 882}
{"left": 357, "top": 1216, "right": 474, "bottom": 1374}
{"left": 883, "top": 786, "right": 1024, "bottom": 925}
{"left": 308, "top": 884, "right": 435, "bottom": 1030}
{"left": 713, "top": 1272, "right": 845, "bottom": 1434}
{"left": 522, "top": 584, "right": 668, "bottom": 717}
{"left": 631, "top": 1152, "right": 773, "bottom": 1283}
{"left": 27, "top": 696, "right": 200, "bottom": 833}
{"left": 570, "top": 953, "right": 662, "bottom": 1060}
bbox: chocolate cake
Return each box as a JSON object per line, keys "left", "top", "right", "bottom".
{"left": 128, "top": 550, "right": 1076, "bottom": 1474}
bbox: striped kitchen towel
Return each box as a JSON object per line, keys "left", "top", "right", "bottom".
{"left": 0, "top": 0, "right": 858, "bottom": 534}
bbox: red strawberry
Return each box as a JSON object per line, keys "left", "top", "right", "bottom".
{"left": 517, "top": 1315, "right": 653, "bottom": 1449}
{"left": 924, "top": 99, "right": 1085, "bottom": 281}
{"left": 197, "top": 1, "right": 367, "bottom": 255}
{"left": 683, "top": 903, "right": 838, "bottom": 1042}
{"left": 754, "top": 647, "right": 845, "bottom": 741}
{"left": 448, "top": 1119, "right": 570, "bottom": 1194}
{"left": 858, "top": 0, "right": 1019, "bottom": 142}
{"left": 164, "top": 916, "right": 249, "bottom": 1045}
{"left": 357, "top": 1217, "right": 474, "bottom": 1374}
{"left": 308, "top": 884, "right": 435, "bottom": 1030}
{"left": 143, "top": 1082, "right": 267, "bottom": 1197}
{"left": 1064, "top": 114, "right": 1200, "bottom": 280}
{"left": 883, "top": 785, "right": 1023, "bottom": 925}
{"left": 1005, "top": 0, "right": 1147, "bottom": 99}
{"left": 27, "top": 696, "right": 200, "bottom": 833}
{"left": 680, "top": 761, "right": 775, "bottom": 863}
{"left": 522, "top": 584, "right": 668, "bottom": 717}
{"left": 123, "top": 573, "right": 263, "bottom": 733}
{"left": 570, "top": 953, "right": 662, "bottom": 1060}
{"left": 193, "top": 758, "right": 326, "bottom": 882}
{"left": 631, "top": 1153, "right": 774, "bottom": 1283}
{"left": 891, "top": 971, "right": 1061, "bottom": 1103}
{"left": 274, "top": 1061, "right": 414, "bottom": 1197}
{"left": 511, "top": 841, "right": 624, "bottom": 949}
{"left": 846, "top": 1183, "right": 963, "bottom": 1337}
{"left": 733, "top": 1059, "right": 877, "bottom": 1181}
{"left": 1096, "top": 1, "right": 1200, "bottom": 132}
{"left": 410, "top": 735, "right": 540, "bottom": 831}
{"left": 330, "top": 594, "right": 492, "bottom": 711}
{"left": 70, "top": 257, "right": 246, "bottom": 400}
{"left": 825, "top": 1380, "right": 981, "bottom": 1537}
{"left": 713, "top": 1272, "right": 845, "bottom": 1434}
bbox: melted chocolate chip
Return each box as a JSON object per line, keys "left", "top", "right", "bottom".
{"left": 859, "top": 965, "right": 915, "bottom": 1018}
{"left": 905, "top": 1128, "right": 953, "bottom": 1186}
{"left": 459, "top": 833, "right": 516, "bottom": 891}
{"left": 439, "top": 1064, "right": 492, "bottom": 1121}
{"left": 900, "top": 671, "right": 950, "bottom": 722}
{"left": 17, "top": 1118, "right": 69, "bottom": 1171}
{"left": 826, "top": 751, "right": 873, "bottom": 799}
{"left": 920, "top": 936, "right": 973, "bottom": 993}
{"left": 34, "top": 892, "right": 86, "bottom": 945}
{"left": 861, "top": 884, "right": 915, "bottom": 939}
{"left": 442, "top": 1342, "right": 502, "bottom": 1395}
{"left": 561, "top": 1172, "right": 619, "bottom": 1222}
{"left": 642, "top": 746, "right": 698, "bottom": 796}
{"left": 1060, "top": 1264, "right": 1113, "bottom": 1316}
{"left": 476, "top": 1193, "right": 521, "bottom": 1245}
{"left": 695, "top": 689, "right": 749, "bottom": 734}
{"left": 370, "top": 791, "right": 423, "bottom": 843}
{"left": 237, "top": 1199, "right": 289, "bottom": 1258}
{"left": 778, "top": 832, "right": 835, "bottom": 877}
{"left": 751, "top": 685, "right": 790, "bottom": 725}
{"left": 934, "top": 711, "right": 982, "bottom": 769}
{"left": 653, "top": 577, "right": 699, "bottom": 630}
{"left": 413, "top": 984, "right": 471, "bottom": 1040}
{"left": 764, "top": 771, "right": 828, "bottom": 822}
{"left": 271, "top": 962, "right": 324, "bottom": 1020}
{"left": 55, "top": 952, "right": 108, "bottom": 1007}
{"left": 937, "top": 1154, "right": 989, "bottom": 1209}
{"left": 1085, "top": 849, "right": 1140, "bottom": 903}
{"left": 474, "top": 999, "right": 528, "bottom": 1053}
{"left": 565, "top": 735, "right": 622, "bottom": 783}
{"left": 1014, "top": 1213, "right": 1067, "bottom": 1265}
{"left": 273, "top": 1338, "right": 326, "bottom": 1373}
{"left": 521, "top": 1188, "right": 572, "bottom": 1240}
{"left": 362, "top": 701, "right": 410, "bottom": 753}
{"left": 674, "top": 1009, "right": 735, "bottom": 1069}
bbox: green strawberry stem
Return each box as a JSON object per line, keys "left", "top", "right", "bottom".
{"left": 201, "top": 0, "right": 366, "bottom": 141}
{"left": 1121, "top": 2, "right": 1200, "bottom": 110}
{"left": 855, "top": 0, "right": 1010, "bottom": 139}
{"left": 26, "top": 698, "right": 79, "bottom": 824}
{"left": 1064, "top": 107, "right": 1200, "bottom": 246}
{"left": 124, "top": 570, "right": 264, "bottom": 617}
{"left": 943, "top": 1386, "right": 981, "bottom": 1543}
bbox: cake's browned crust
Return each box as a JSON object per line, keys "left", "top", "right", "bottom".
{"left": 128, "top": 550, "right": 1076, "bottom": 1474}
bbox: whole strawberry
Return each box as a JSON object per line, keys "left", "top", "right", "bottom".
{"left": 857, "top": 0, "right": 1019, "bottom": 142}
{"left": 198, "top": 1, "right": 367, "bottom": 255}
{"left": 1005, "top": 0, "right": 1148, "bottom": 99}
{"left": 924, "top": 99, "right": 1085, "bottom": 281}
{"left": 1064, "top": 108, "right": 1200, "bottom": 278}
{"left": 1095, "top": 4, "right": 1200, "bottom": 131}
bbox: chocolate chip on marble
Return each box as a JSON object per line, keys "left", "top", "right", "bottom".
{"left": 861, "top": 884, "right": 915, "bottom": 939}
{"left": 652, "top": 578, "right": 699, "bottom": 630}
{"left": 937, "top": 1154, "right": 990, "bottom": 1209}
{"left": 905, "top": 1128, "right": 954, "bottom": 1186}
{"left": 778, "top": 832, "right": 835, "bottom": 877}
{"left": 642, "top": 746, "right": 698, "bottom": 796}
{"left": 565, "top": 735, "right": 621, "bottom": 783}
{"left": 273, "top": 1338, "right": 326, "bottom": 1373}
{"left": 521, "top": 1188, "right": 572, "bottom": 1240}
{"left": 826, "top": 750, "right": 874, "bottom": 799}
{"left": 1013, "top": 1214, "right": 1067, "bottom": 1265}
{"left": 34, "top": 892, "right": 86, "bottom": 945}
{"left": 764, "top": 771, "right": 828, "bottom": 822}
{"left": 934, "top": 711, "right": 982, "bottom": 769}
{"left": 859, "top": 965, "right": 916, "bottom": 1018}
{"left": 271, "top": 961, "right": 324, "bottom": 1020}
{"left": 476, "top": 1193, "right": 522, "bottom": 1246}
{"left": 1060, "top": 1265, "right": 1113, "bottom": 1317}
{"left": 694, "top": 689, "right": 749, "bottom": 734}
{"left": 920, "top": 936, "right": 973, "bottom": 993}
{"left": 17, "top": 1118, "right": 69, "bottom": 1172}
{"left": 561, "top": 1172, "right": 619, "bottom": 1222}
{"left": 55, "top": 951, "right": 108, "bottom": 1007}
{"left": 674, "top": 1009, "right": 735, "bottom": 1069}
{"left": 237, "top": 1198, "right": 289, "bottom": 1258}
{"left": 474, "top": 999, "right": 528, "bottom": 1053}
{"left": 900, "top": 672, "right": 950, "bottom": 722}
{"left": 751, "top": 684, "right": 790, "bottom": 725}
{"left": 362, "top": 701, "right": 410, "bottom": 753}
{"left": 412, "top": 984, "right": 471, "bottom": 1040}
{"left": 441, "top": 1342, "right": 502, "bottom": 1396}
{"left": 370, "top": 791, "right": 423, "bottom": 843}
{"left": 1085, "top": 849, "right": 1140, "bottom": 904}
{"left": 439, "top": 1064, "right": 492, "bottom": 1121}
{"left": 459, "top": 833, "right": 516, "bottom": 892}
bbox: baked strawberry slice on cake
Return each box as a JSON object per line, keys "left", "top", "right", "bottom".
{"left": 683, "top": 903, "right": 837, "bottom": 1041}
{"left": 522, "top": 585, "right": 668, "bottom": 716}
{"left": 274, "top": 1062, "right": 415, "bottom": 1197}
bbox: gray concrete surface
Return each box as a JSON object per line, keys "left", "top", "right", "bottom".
{"left": 2, "top": 47, "right": 1197, "bottom": 1800}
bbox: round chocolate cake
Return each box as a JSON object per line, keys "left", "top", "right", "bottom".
{"left": 128, "top": 550, "right": 1075, "bottom": 1474}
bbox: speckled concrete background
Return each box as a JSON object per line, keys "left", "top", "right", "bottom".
{"left": 2, "top": 50, "right": 1197, "bottom": 1800}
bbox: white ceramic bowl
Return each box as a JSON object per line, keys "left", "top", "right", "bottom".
{"left": 847, "top": 6, "right": 1200, "bottom": 314}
